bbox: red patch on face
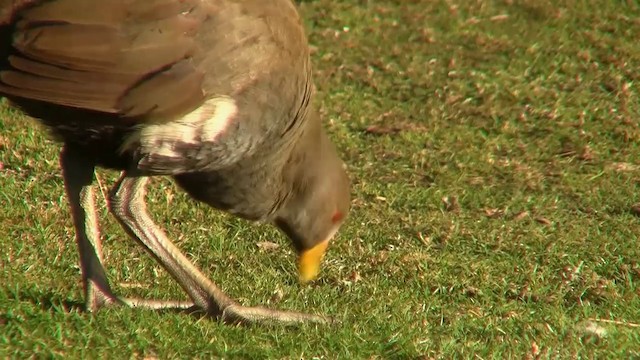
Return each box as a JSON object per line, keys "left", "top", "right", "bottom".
{"left": 331, "top": 211, "right": 344, "bottom": 224}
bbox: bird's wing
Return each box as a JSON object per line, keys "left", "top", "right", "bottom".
{"left": 1, "top": 0, "right": 314, "bottom": 175}
{"left": 0, "top": 0, "right": 205, "bottom": 121}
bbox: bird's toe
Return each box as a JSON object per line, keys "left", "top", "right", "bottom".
{"left": 220, "top": 303, "right": 330, "bottom": 326}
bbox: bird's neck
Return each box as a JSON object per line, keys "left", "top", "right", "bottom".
{"left": 171, "top": 110, "right": 325, "bottom": 222}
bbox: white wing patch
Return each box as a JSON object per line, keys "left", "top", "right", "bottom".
{"left": 201, "top": 97, "right": 238, "bottom": 140}
{"left": 121, "top": 97, "right": 238, "bottom": 158}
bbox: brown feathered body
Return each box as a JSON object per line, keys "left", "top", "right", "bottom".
{"left": 0, "top": 0, "right": 349, "bottom": 239}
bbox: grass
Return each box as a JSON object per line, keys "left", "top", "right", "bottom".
{"left": 1, "top": 0, "right": 640, "bottom": 358}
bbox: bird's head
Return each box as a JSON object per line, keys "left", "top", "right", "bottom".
{"left": 275, "top": 122, "right": 350, "bottom": 284}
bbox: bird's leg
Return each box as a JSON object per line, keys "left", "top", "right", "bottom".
{"left": 61, "top": 146, "right": 193, "bottom": 312}
{"left": 61, "top": 145, "right": 119, "bottom": 311}
{"left": 109, "top": 173, "right": 328, "bottom": 325}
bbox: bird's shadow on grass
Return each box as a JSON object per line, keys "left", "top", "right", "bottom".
{"left": 6, "top": 287, "right": 84, "bottom": 314}
{"left": 5, "top": 287, "right": 200, "bottom": 318}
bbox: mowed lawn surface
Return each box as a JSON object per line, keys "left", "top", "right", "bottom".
{"left": 1, "top": 0, "right": 640, "bottom": 358}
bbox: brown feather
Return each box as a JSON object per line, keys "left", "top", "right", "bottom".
{"left": 1, "top": 0, "right": 204, "bottom": 121}
{"left": 120, "top": 60, "right": 205, "bottom": 119}
{"left": 0, "top": 0, "right": 36, "bottom": 24}
{"left": 8, "top": 55, "right": 136, "bottom": 84}
{"left": 18, "top": 0, "right": 126, "bottom": 24}
{"left": 0, "top": 71, "right": 121, "bottom": 111}
{"left": 13, "top": 24, "right": 123, "bottom": 70}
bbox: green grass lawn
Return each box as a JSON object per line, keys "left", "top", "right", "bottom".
{"left": 2, "top": 0, "right": 640, "bottom": 358}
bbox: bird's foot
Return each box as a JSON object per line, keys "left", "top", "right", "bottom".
{"left": 220, "top": 303, "right": 331, "bottom": 326}
{"left": 85, "top": 280, "right": 121, "bottom": 312}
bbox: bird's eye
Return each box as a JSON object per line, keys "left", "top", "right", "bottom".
{"left": 331, "top": 211, "right": 344, "bottom": 224}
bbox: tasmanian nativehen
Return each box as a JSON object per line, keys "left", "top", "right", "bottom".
{"left": 0, "top": 0, "right": 350, "bottom": 324}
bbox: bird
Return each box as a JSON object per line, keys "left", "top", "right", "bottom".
{"left": 0, "top": 0, "right": 350, "bottom": 325}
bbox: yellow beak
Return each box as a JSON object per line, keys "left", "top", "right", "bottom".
{"left": 298, "top": 239, "right": 330, "bottom": 284}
